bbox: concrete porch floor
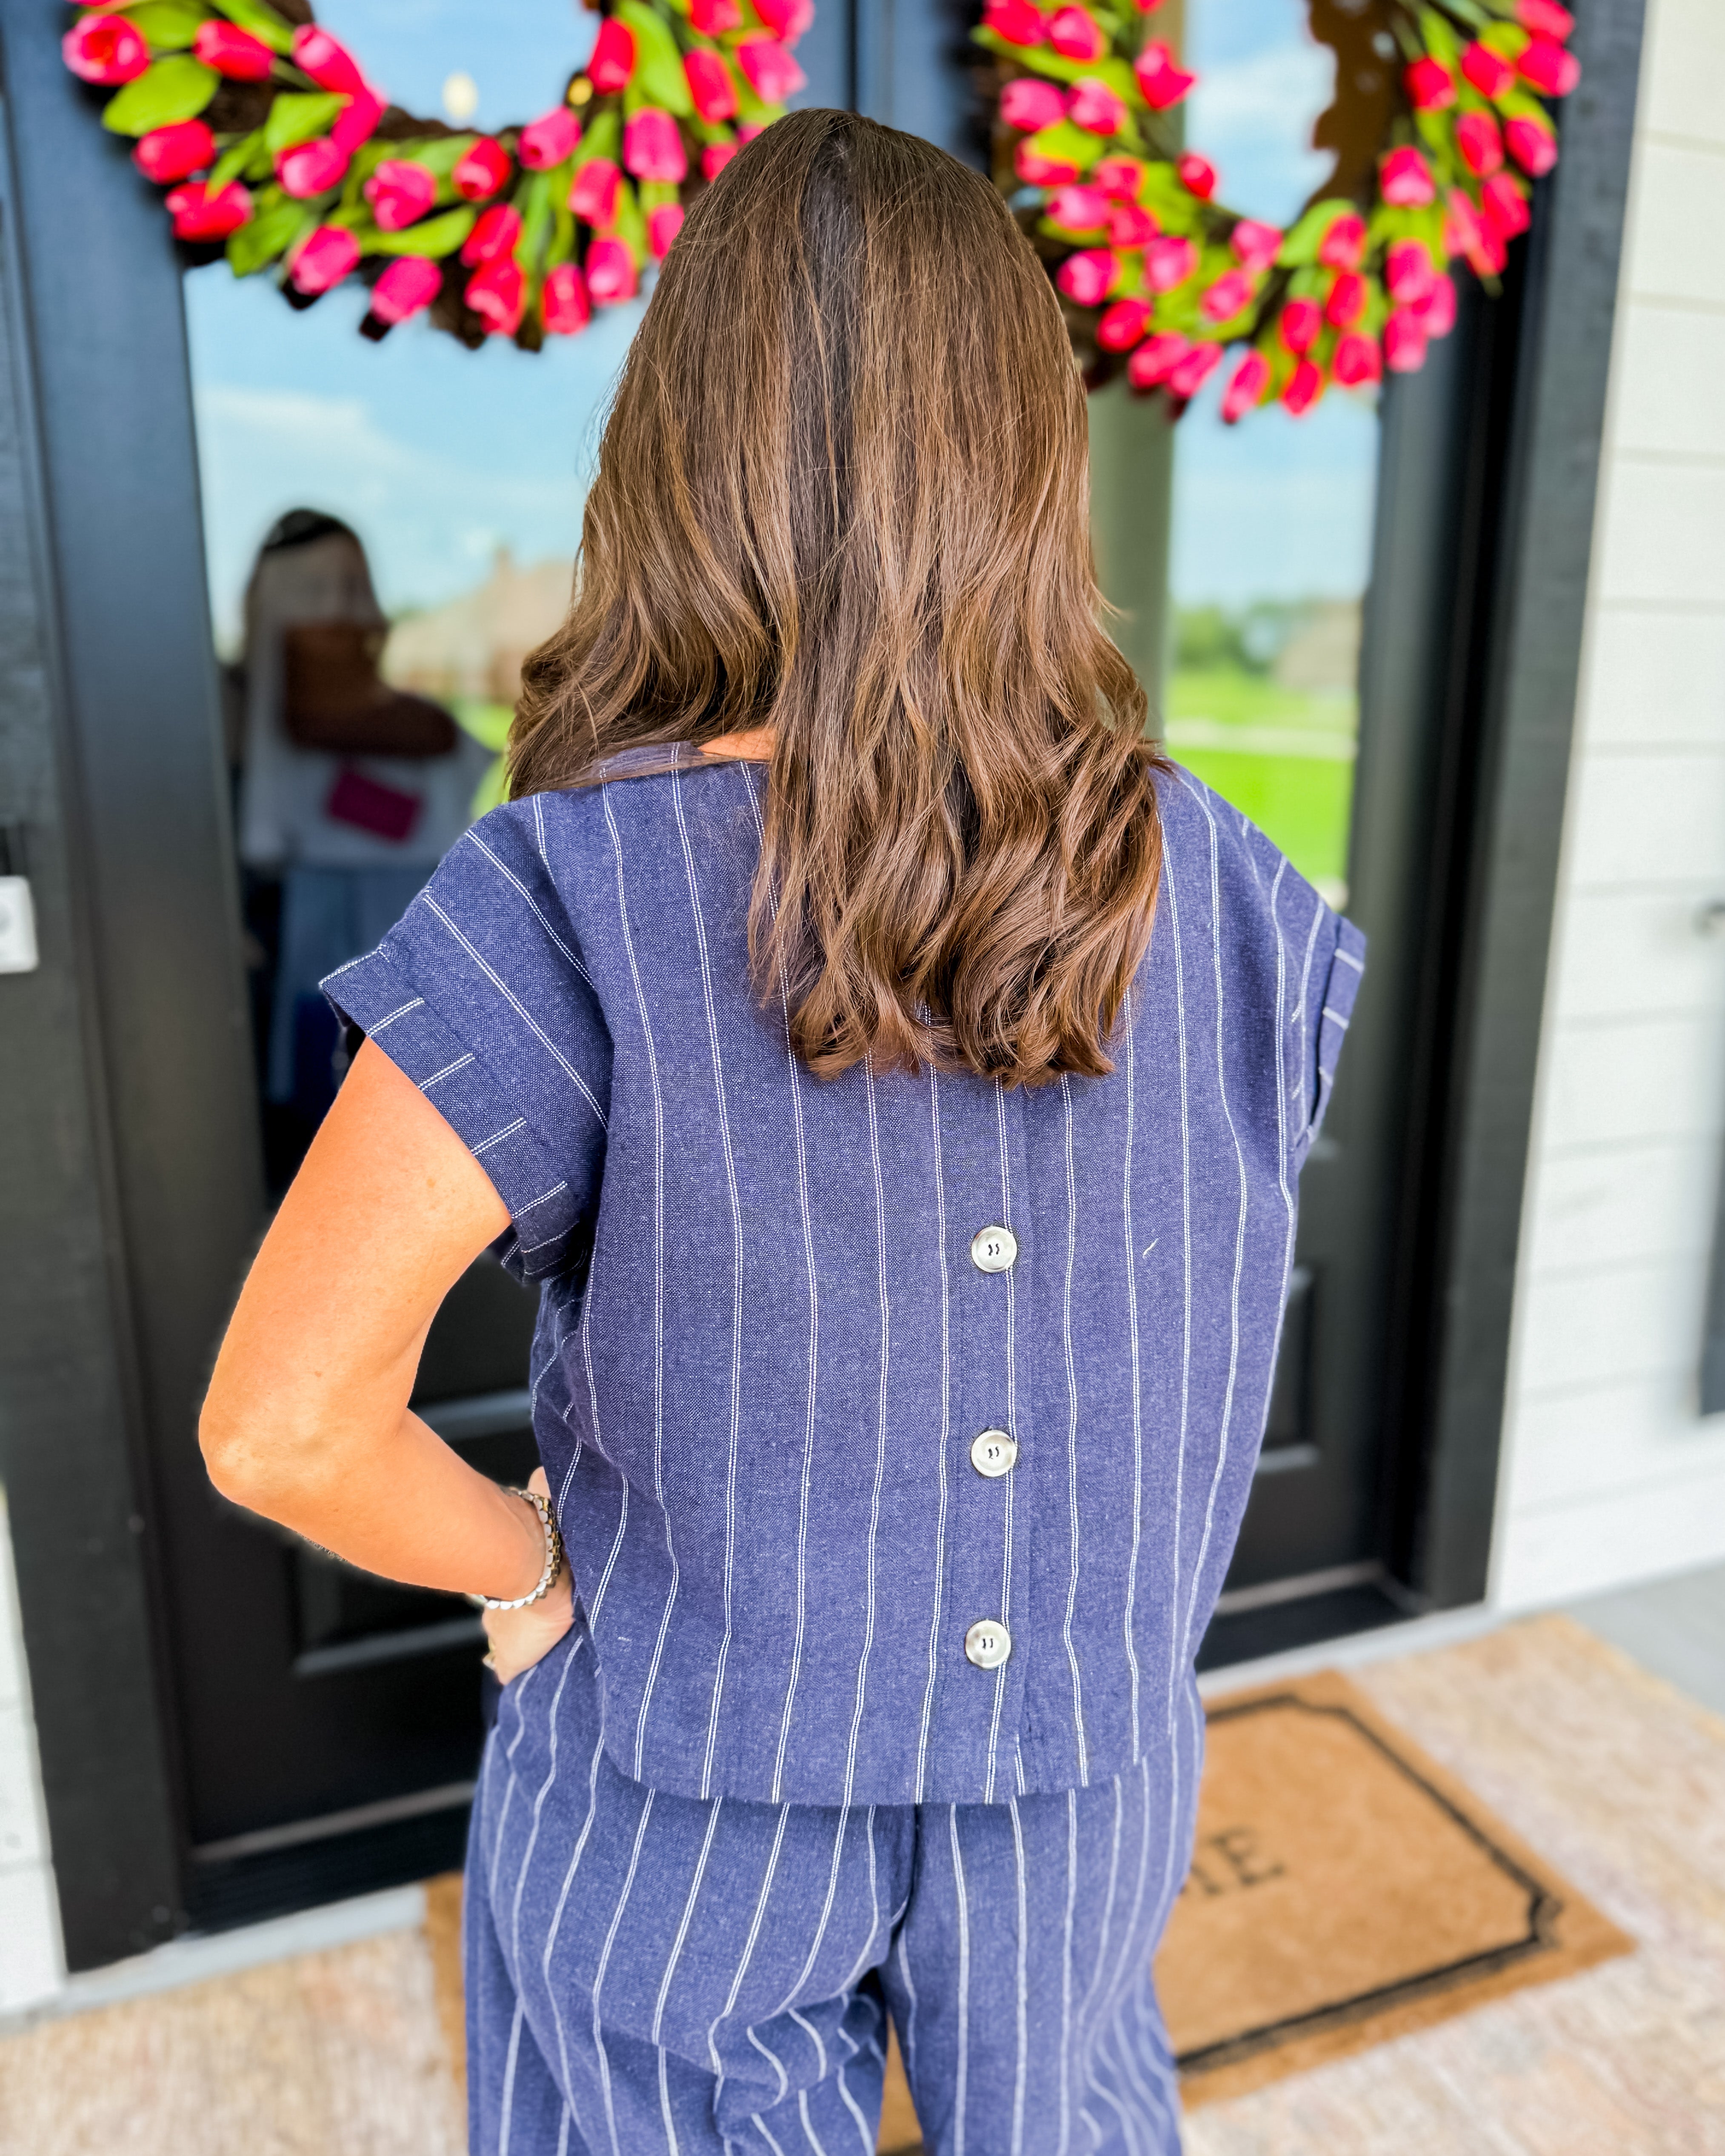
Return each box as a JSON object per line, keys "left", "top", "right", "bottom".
{"left": 2, "top": 1564, "right": 1722, "bottom": 2154}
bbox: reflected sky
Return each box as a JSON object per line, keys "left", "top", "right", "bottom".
{"left": 1172, "top": 0, "right": 1378, "bottom": 609}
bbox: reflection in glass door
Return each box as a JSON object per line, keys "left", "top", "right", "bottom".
{"left": 1167, "top": 0, "right": 1378, "bottom": 910}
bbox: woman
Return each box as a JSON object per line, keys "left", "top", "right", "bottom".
{"left": 202, "top": 111, "right": 1363, "bottom": 2156}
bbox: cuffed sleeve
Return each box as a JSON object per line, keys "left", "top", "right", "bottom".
{"left": 322, "top": 804, "right": 611, "bottom": 1283}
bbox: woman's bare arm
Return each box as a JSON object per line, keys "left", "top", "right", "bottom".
{"left": 200, "top": 1037, "right": 546, "bottom": 1603}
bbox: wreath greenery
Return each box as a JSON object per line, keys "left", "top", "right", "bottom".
{"left": 59, "top": 0, "right": 813, "bottom": 348}
{"left": 974, "top": 0, "right": 1580, "bottom": 420}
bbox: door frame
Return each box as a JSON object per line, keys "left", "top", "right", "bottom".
{"left": 0, "top": 0, "right": 1642, "bottom": 1965}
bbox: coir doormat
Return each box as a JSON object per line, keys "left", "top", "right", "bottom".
{"left": 1157, "top": 1667, "right": 1632, "bottom": 2109}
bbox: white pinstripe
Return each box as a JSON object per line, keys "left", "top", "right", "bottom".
{"left": 895, "top": 1931, "right": 920, "bottom": 2080}
{"left": 839, "top": 1062, "right": 890, "bottom": 1808}
{"left": 708, "top": 1805, "right": 793, "bottom": 2109}
{"left": 651, "top": 1797, "right": 725, "bottom": 2058}
{"left": 949, "top": 1807, "right": 971, "bottom": 2156}
{"left": 1058, "top": 1786, "right": 1079, "bottom": 2156}
{"left": 1075, "top": 1774, "right": 1125, "bottom": 2145}
{"left": 498, "top": 2001, "right": 526, "bottom": 2155}
{"left": 835, "top": 2061, "right": 874, "bottom": 2156}
{"left": 797, "top": 2088, "right": 828, "bottom": 2155}
{"left": 488, "top": 1661, "right": 543, "bottom": 1907}
{"left": 1058, "top": 1076, "right": 1089, "bottom": 1784}
{"left": 510, "top": 1639, "right": 583, "bottom": 1969}
{"left": 603, "top": 788, "right": 680, "bottom": 1778}
{"left": 463, "top": 826, "right": 596, "bottom": 985}
{"left": 984, "top": 1082, "right": 1017, "bottom": 1805}
{"left": 541, "top": 1722, "right": 609, "bottom": 2110}
{"left": 1120, "top": 987, "right": 1144, "bottom": 1759}
{"left": 913, "top": 1067, "right": 952, "bottom": 1805}
{"left": 1008, "top": 1799, "right": 1029, "bottom": 2156}
{"left": 592, "top": 1790, "right": 658, "bottom": 2156}
{"left": 673, "top": 769, "right": 745, "bottom": 1798}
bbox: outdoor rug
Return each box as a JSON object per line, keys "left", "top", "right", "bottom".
{"left": 7, "top": 1615, "right": 1723, "bottom": 2156}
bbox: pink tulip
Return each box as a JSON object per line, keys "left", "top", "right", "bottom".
{"left": 1443, "top": 186, "right": 1486, "bottom": 258}
{"left": 685, "top": 49, "right": 739, "bottom": 123}
{"left": 1415, "top": 270, "right": 1458, "bottom": 338}
{"left": 1046, "top": 7, "right": 1105, "bottom": 61}
{"left": 1456, "top": 109, "right": 1504, "bottom": 177}
{"left": 331, "top": 91, "right": 385, "bottom": 154}
{"left": 369, "top": 255, "right": 443, "bottom": 325}
{"left": 736, "top": 34, "right": 805, "bottom": 101}
{"left": 1001, "top": 77, "right": 1067, "bottom": 131}
{"left": 589, "top": 19, "right": 636, "bottom": 92}
{"left": 291, "top": 27, "right": 367, "bottom": 94}
{"left": 570, "top": 157, "right": 623, "bottom": 226}
{"left": 754, "top": 0, "right": 815, "bottom": 40}
{"left": 541, "top": 262, "right": 592, "bottom": 335}
{"left": 1097, "top": 297, "right": 1152, "bottom": 351}
{"left": 1282, "top": 359, "right": 1322, "bottom": 416}
{"left": 1046, "top": 184, "right": 1110, "bottom": 231}
{"left": 520, "top": 108, "right": 582, "bottom": 170}
{"left": 1126, "top": 332, "right": 1191, "bottom": 389}
{"left": 1068, "top": 77, "right": 1127, "bottom": 135}
{"left": 983, "top": 0, "right": 1047, "bottom": 47}
{"left": 1056, "top": 249, "right": 1120, "bottom": 306}
{"left": 1385, "top": 237, "right": 1437, "bottom": 304}
{"left": 1231, "top": 219, "right": 1282, "bottom": 272}
{"left": 1332, "top": 331, "right": 1381, "bottom": 387}
{"left": 1325, "top": 269, "right": 1367, "bottom": 327}
{"left": 1506, "top": 114, "right": 1558, "bottom": 176}
{"left": 1134, "top": 0, "right": 1170, "bottom": 10}
{"left": 1177, "top": 153, "right": 1218, "bottom": 199}
{"left": 624, "top": 109, "right": 687, "bottom": 184}
{"left": 164, "top": 180, "right": 252, "bottom": 241}
{"left": 465, "top": 256, "right": 525, "bottom": 336}
{"left": 461, "top": 203, "right": 523, "bottom": 265}
{"left": 1481, "top": 171, "right": 1531, "bottom": 240}
{"left": 1279, "top": 297, "right": 1321, "bottom": 353}
{"left": 1166, "top": 341, "right": 1222, "bottom": 399}
{"left": 62, "top": 13, "right": 148, "bottom": 85}
{"left": 1145, "top": 234, "right": 1198, "bottom": 290}
{"left": 192, "top": 20, "right": 275, "bottom": 80}
{"left": 1379, "top": 146, "right": 1435, "bottom": 206}
{"left": 1221, "top": 350, "right": 1269, "bottom": 423}
{"left": 134, "top": 120, "right": 215, "bottom": 185}
{"left": 1317, "top": 212, "right": 1367, "bottom": 270}
{"left": 1383, "top": 308, "right": 1428, "bottom": 374}
{"left": 585, "top": 236, "right": 638, "bottom": 306}
{"left": 690, "top": 0, "right": 743, "bottom": 32}
{"left": 737, "top": 123, "right": 766, "bottom": 143}
{"left": 454, "top": 138, "right": 512, "bottom": 201}
{"left": 1200, "top": 268, "right": 1253, "bottom": 323}
{"left": 648, "top": 203, "right": 685, "bottom": 258}
{"left": 276, "top": 138, "right": 350, "bottom": 198}
{"left": 1135, "top": 42, "right": 1196, "bottom": 110}
{"left": 702, "top": 140, "right": 740, "bottom": 181}
{"left": 1108, "top": 200, "right": 1159, "bottom": 248}
{"left": 288, "top": 224, "right": 361, "bottom": 295}
{"left": 364, "top": 159, "right": 437, "bottom": 231}
{"left": 1518, "top": 39, "right": 1580, "bottom": 94}
{"left": 1460, "top": 41, "right": 1514, "bottom": 99}
{"left": 1405, "top": 57, "right": 1455, "bottom": 111}
{"left": 1016, "top": 140, "right": 1082, "bottom": 187}
{"left": 1093, "top": 155, "right": 1147, "bottom": 200}
{"left": 1517, "top": 0, "right": 1573, "bottom": 36}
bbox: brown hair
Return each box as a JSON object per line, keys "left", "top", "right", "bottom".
{"left": 511, "top": 107, "right": 1166, "bottom": 1086}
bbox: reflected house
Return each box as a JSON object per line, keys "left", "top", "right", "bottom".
{"left": 382, "top": 547, "right": 576, "bottom": 707}
{"left": 1272, "top": 599, "right": 1362, "bottom": 700}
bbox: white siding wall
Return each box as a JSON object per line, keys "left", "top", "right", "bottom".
{"left": 0, "top": 1496, "right": 63, "bottom": 2010}
{"left": 1494, "top": 0, "right": 1725, "bottom": 1606}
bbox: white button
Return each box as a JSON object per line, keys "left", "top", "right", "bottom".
{"left": 970, "top": 1429, "right": 1018, "bottom": 1478}
{"left": 964, "top": 1619, "right": 1012, "bottom": 1670}
{"left": 970, "top": 1225, "right": 1017, "bottom": 1274}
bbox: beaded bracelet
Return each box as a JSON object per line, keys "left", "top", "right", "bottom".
{"left": 472, "top": 1485, "right": 564, "bottom": 1611}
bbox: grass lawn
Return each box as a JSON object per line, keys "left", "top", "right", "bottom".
{"left": 1161, "top": 667, "right": 1358, "bottom": 896}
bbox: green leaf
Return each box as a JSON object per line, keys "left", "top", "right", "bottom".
{"left": 1417, "top": 7, "right": 1463, "bottom": 67}
{"left": 573, "top": 106, "right": 622, "bottom": 168}
{"left": 616, "top": 0, "right": 694, "bottom": 115}
{"left": 469, "top": 754, "right": 510, "bottom": 821}
{"left": 401, "top": 134, "right": 483, "bottom": 181}
{"left": 1138, "top": 161, "right": 1202, "bottom": 228}
{"left": 355, "top": 206, "right": 479, "bottom": 257}
{"left": 225, "top": 192, "right": 307, "bottom": 275}
{"left": 128, "top": 3, "right": 211, "bottom": 51}
{"left": 1277, "top": 197, "right": 1357, "bottom": 265}
{"left": 208, "top": 0, "right": 294, "bottom": 54}
{"left": 1025, "top": 119, "right": 1105, "bottom": 176}
{"left": 452, "top": 700, "right": 515, "bottom": 754}
{"left": 100, "top": 56, "right": 218, "bottom": 134}
{"left": 516, "top": 171, "right": 555, "bottom": 267}
{"left": 264, "top": 91, "right": 345, "bottom": 155}
{"left": 209, "top": 129, "right": 260, "bottom": 190}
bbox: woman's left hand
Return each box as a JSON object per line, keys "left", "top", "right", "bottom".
{"left": 482, "top": 1469, "right": 576, "bottom": 1684}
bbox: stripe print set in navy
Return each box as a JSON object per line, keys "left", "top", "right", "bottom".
{"left": 325, "top": 754, "right": 1362, "bottom": 2150}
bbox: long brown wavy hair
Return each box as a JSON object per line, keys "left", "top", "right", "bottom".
{"left": 511, "top": 107, "right": 1167, "bottom": 1087}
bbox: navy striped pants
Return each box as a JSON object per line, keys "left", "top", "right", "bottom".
{"left": 467, "top": 1631, "right": 1191, "bottom": 2155}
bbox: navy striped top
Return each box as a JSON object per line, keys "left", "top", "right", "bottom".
{"left": 326, "top": 754, "right": 1364, "bottom": 1809}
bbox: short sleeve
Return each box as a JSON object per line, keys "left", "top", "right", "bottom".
{"left": 321, "top": 803, "right": 611, "bottom": 1283}
{"left": 1299, "top": 908, "right": 1366, "bottom": 1161}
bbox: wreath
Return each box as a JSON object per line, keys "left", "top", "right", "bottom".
{"left": 58, "top": 0, "right": 813, "bottom": 348}
{"left": 974, "top": 0, "right": 1580, "bottom": 419}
